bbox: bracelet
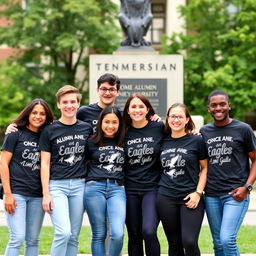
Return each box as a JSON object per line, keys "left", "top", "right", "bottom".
{"left": 195, "top": 189, "right": 204, "bottom": 196}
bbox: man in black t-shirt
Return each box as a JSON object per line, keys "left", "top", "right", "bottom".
{"left": 39, "top": 85, "right": 91, "bottom": 256}
{"left": 77, "top": 73, "right": 160, "bottom": 132}
{"left": 200, "top": 90, "right": 256, "bottom": 256}
{"left": 77, "top": 73, "right": 121, "bottom": 132}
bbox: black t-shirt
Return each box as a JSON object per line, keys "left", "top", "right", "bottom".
{"left": 124, "top": 121, "right": 164, "bottom": 191}
{"left": 86, "top": 137, "right": 125, "bottom": 183}
{"left": 39, "top": 120, "right": 91, "bottom": 180}
{"left": 77, "top": 103, "right": 123, "bottom": 133}
{"left": 158, "top": 134, "right": 207, "bottom": 198}
{"left": 200, "top": 119, "right": 256, "bottom": 196}
{"left": 2, "top": 128, "right": 42, "bottom": 197}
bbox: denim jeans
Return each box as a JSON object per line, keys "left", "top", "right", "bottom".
{"left": 84, "top": 179, "right": 126, "bottom": 256}
{"left": 4, "top": 194, "right": 44, "bottom": 256}
{"left": 205, "top": 194, "right": 249, "bottom": 256}
{"left": 49, "top": 178, "right": 85, "bottom": 256}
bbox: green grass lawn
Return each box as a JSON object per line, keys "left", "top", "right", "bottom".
{"left": 0, "top": 225, "right": 255, "bottom": 254}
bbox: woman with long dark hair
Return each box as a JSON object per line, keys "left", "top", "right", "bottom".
{"left": 84, "top": 106, "right": 126, "bottom": 256}
{"left": 123, "top": 93, "right": 164, "bottom": 256}
{"left": 0, "top": 99, "right": 54, "bottom": 256}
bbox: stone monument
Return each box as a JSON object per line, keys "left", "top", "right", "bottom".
{"left": 89, "top": 0, "right": 201, "bottom": 124}
{"left": 119, "top": 0, "right": 153, "bottom": 48}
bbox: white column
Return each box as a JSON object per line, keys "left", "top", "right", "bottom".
{"left": 166, "top": 0, "right": 186, "bottom": 35}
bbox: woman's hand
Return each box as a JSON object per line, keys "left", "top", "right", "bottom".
{"left": 42, "top": 194, "right": 53, "bottom": 214}
{"left": 184, "top": 192, "right": 201, "bottom": 209}
{"left": 5, "top": 194, "right": 17, "bottom": 215}
{"left": 150, "top": 114, "right": 161, "bottom": 122}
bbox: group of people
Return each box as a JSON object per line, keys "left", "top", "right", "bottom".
{"left": 0, "top": 72, "right": 256, "bottom": 256}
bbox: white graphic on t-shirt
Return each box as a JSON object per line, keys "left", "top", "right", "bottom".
{"left": 103, "top": 152, "right": 120, "bottom": 173}
{"left": 109, "top": 152, "right": 119, "bottom": 163}
{"left": 161, "top": 148, "right": 186, "bottom": 179}
{"left": 207, "top": 136, "right": 233, "bottom": 166}
{"left": 164, "top": 155, "right": 179, "bottom": 179}
{"left": 64, "top": 154, "right": 75, "bottom": 164}
{"left": 20, "top": 142, "right": 40, "bottom": 171}
{"left": 128, "top": 143, "right": 154, "bottom": 166}
{"left": 58, "top": 138, "right": 85, "bottom": 165}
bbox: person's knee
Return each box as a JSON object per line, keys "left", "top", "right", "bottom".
{"left": 55, "top": 230, "right": 72, "bottom": 243}
{"left": 212, "top": 236, "right": 223, "bottom": 251}
{"left": 67, "top": 234, "right": 79, "bottom": 247}
{"left": 8, "top": 233, "right": 25, "bottom": 248}
{"left": 92, "top": 228, "right": 106, "bottom": 241}
{"left": 25, "top": 236, "right": 39, "bottom": 247}
{"left": 142, "top": 228, "right": 156, "bottom": 241}
{"left": 183, "top": 236, "right": 198, "bottom": 252}
{"left": 128, "top": 229, "right": 142, "bottom": 241}
{"left": 220, "top": 233, "right": 236, "bottom": 249}
{"left": 110, "top": 229, "right": 124, "bottom": 243}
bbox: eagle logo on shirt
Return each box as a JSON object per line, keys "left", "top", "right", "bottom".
{"left": 64, "top": 154, "right": 75, "bottom": 165}
{"left": 103, "top": 152, "right": 119, "bottom": 173}
{"left": 164, "top": 155, "right": 179, "bottom": 179}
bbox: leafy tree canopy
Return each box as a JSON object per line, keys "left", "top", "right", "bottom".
{"left": 0, "top": 0, "right": 120, "bottom": 117}
{"left": 162, "top": 0, "right": 256, "bottom": 122}
{"left": 0, "top": 61, "right": 35, "bottom": 126}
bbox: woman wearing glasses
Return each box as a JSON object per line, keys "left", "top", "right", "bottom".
{"left": 156, "top": 103, "right": 207, "bottom": 256}
{"left": 123, "top": 93, "right": 164, "bottom": 256}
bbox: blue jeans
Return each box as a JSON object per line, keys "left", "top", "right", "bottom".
{"left": 4, "top": 194, "right": 44, "bottom": 256}
{"left": 205, "top": 194, "right": 249, "bottom": 256}
{"left": 49, "top": 178, "right": 85, "bottom": 256}
{"left": 84, "top": 179, "right": 126, "bottom": 256}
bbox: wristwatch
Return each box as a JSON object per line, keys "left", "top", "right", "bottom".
{"left": 243, "top": 184, "right": 253, "bottom": 192}
{"left": 196, "top": 189, "right": 205, "bottom": 196}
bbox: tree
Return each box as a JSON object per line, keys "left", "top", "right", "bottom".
{"left": 0, "top": 0, "right": 120, "bottom": 116}
{"left": 0, "top": 61, "right": 37, "bottom": 126}
{"left": 162, "top": 0, "right": 256, "bottom": 122}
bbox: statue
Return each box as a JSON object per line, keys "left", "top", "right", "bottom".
{"left": 119, "top": 0, "right": 153, "bottom": 48}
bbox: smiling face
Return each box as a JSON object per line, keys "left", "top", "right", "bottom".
{"left": 167, "top": 106, "right": 189, "bottom": 134}
{"left": 101, "top": 113, "right": 119, "bottom": 138}
{"left": 57, "top": 93, "right": 80, "bottom": 119}
{"left": 27, "top": 104, "right": 47, "bottom": 132}
{"left": 128, "top": 97, "right": 149, "bottom": 125}
{"left": 97, "top": 82, "right": 120, "bottom": 108}
{"left": 208, "top": 94, "right": 231, "bottom": 125}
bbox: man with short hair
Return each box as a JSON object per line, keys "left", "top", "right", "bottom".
{"left": 77, "top": 73, "right": 160, "bottom": 132}
{"left": 40, "top": 85, "right": 91, "bottom": 256}
{"left": 200, "top": 90, "right": 256, "bottom": 256}
{"left": 77, "top": 73, "right": 121, "bottom": 132}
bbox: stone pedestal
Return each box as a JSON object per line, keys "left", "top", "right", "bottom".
{"left": 89, "top": 50, "right": 183, "bottom": 119}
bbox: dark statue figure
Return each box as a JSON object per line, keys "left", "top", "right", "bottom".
{"left": 119, "top": 0, "right": 153, "bottom": 47}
